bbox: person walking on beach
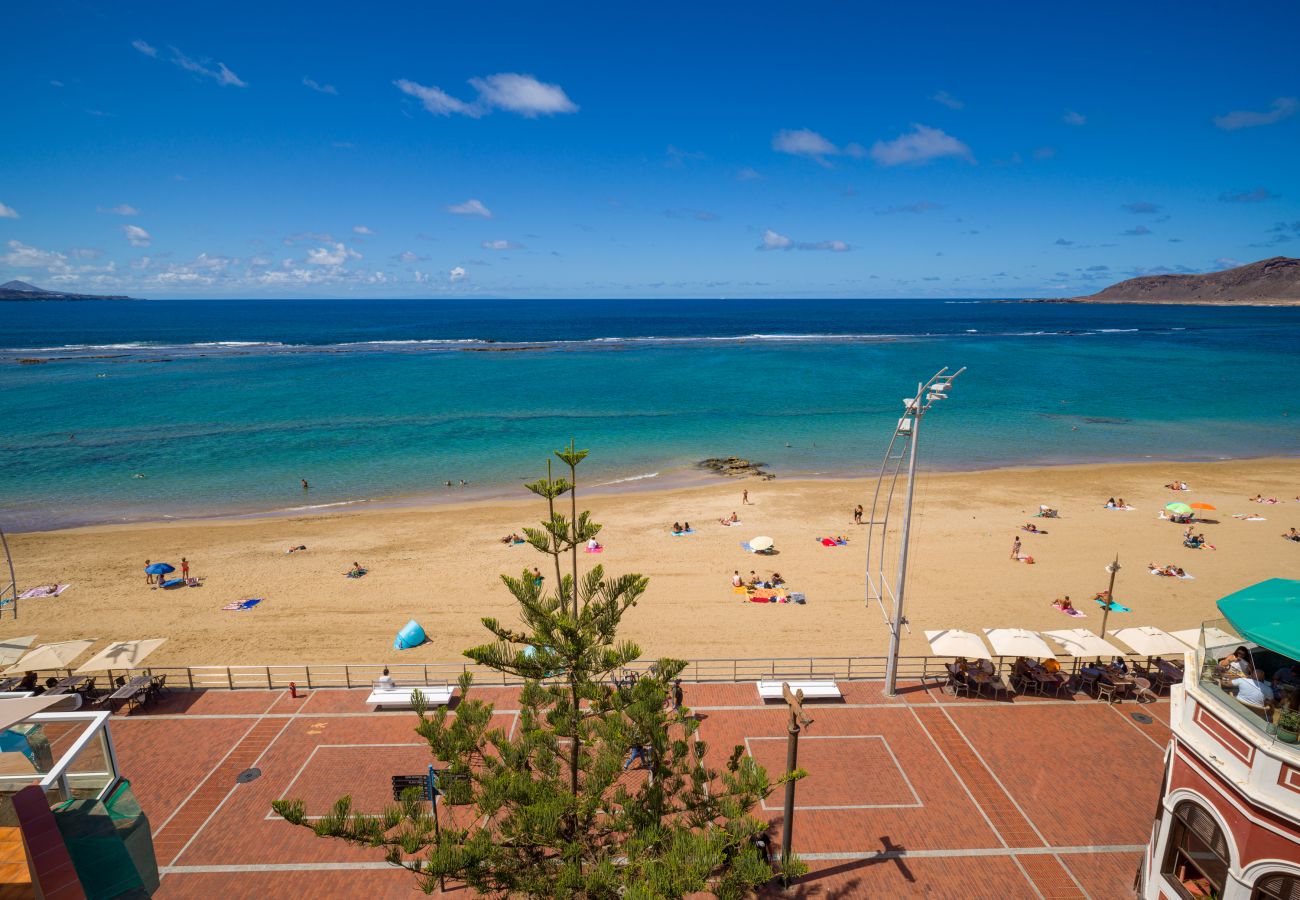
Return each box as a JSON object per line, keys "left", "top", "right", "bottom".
{"left": 532, "top": 567, "right": 544, "bottom": 588}
{"left": 144, "top": 560, "right": 153, "bottom": 585}
{"left": 672, "top": 679, "right": 684, "bottom": 711}
{"left": 742, "top": 489, "right": 750, "bottom": 505}
{"left": 1010, "top": 537, "right": 1021, "bottom": 560}
{"left": 853, "top": 504, "right": 864, "bottom": 524}
{"left": 181, "top": 557, "right": 190, "bottom": 580}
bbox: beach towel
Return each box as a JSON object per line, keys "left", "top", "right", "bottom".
{"left": 161, "top": 578, "right": 185, "bottom": 589}
{"left": 584, "top": 547, "right": 604, "bottom": 553}
{"left": 1052, "top": 603, "right": 1086, "bottom": 618}
{"left": 1093, "top": 597, "right": 1131, "bottom": 612}
{"left": 222, "top": 598, "right": 263, "bottom": 611}
{"left": 670, "top": 529, "right": 695, "bottom": 536}
{"left": 17, "top": 584, "right": 70, "bottom": 600}
{"left": 1232, "top": 514, "right": 1265, "bottom": 521}
{"left": 719, "top": 521, "right": 741, "bottom": 527}
{"left": 733, "top": 585, "right": 749, "bottom": 595}
{"left": 346, "top": 568, "right": 369, "bottom": 578}
{"left": 1103, "top": 505, "right": 1136, "bottom": 511}
{"left": 749, "top": 595, "right": 771, "bottom": 603}
{"left": 818, "top": 538, "right": 847, "bottom": 547}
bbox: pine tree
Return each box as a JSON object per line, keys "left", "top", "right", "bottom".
{"left": 273, "top": 443, "right": 804, "bottom": 897}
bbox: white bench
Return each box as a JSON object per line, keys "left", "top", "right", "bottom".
{"left": 756, "top": 680, "right": 842, "bottom": 701}
{"left": 365, "top": 685, "right": 456, "bottom": 709}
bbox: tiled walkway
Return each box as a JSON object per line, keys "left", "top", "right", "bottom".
{"left": 103, "top": 680, "right": 1168, "bottom": 898}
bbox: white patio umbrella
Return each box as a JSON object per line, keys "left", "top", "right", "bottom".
{"left": 1109, "top": 626, "right": 1192, "bottom": 657}
{"left": 748, "top": 536, "right": 774, "bottom": 552}
{"left": 1042, "top": 628, "right": 1128, "bottom": 659}
{"left": 0, "top": 636, "right": 38, "bottom": 669}
{"left": 3, "top": 639, "right": 97, "bottom": 676}
{"left": 925, "top": 629, "right": 992, "bottom": 660}
{"left": 1168, "top": 627, "right": 1238, "bottom": 653}
{"left": 75, "top": 639, "right": 168, "bottom": 674}
{"left": 984, "top": 628, "right": 1057, "bottom": 660}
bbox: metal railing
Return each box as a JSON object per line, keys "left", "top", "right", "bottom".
{"left": 11, "top": 655, "right": 956, "bottom": 692}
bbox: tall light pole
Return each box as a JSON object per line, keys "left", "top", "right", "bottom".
{"left": 0, "top": 526, "right": 16, "bottom": 620}
{"left": 778, "top": 682, "right": 812, "bottom": 887}
{"left": 1098, "top": 555, "right": 1122, "bottom": 638}
{"left": 865, "top": 367, "right": 964, "bottom": 697}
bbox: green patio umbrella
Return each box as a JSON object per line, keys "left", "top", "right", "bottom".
{"left": 1165, "top": 502, "right": 1193, "bottom": 517}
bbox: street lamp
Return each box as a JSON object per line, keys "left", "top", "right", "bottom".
{"left": 1098, "top": 555, "right": 1122, "bottom": 638}
{"left": 864, "top": 367, "right": 965, "bottom": 697}
{"left": 778, "top": 682, "right": 812, "bottom": 887}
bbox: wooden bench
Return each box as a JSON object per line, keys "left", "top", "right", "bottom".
{"left": 756, "top": 680, "right": 842, "bottom": 701}
{"left": 365, "top": 685, "right": 456, "bottom": 709}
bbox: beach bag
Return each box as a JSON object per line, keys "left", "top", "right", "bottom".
{"left": 791, "top": 592, "right": 806, "bottom": 604}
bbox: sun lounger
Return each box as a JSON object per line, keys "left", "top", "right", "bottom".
{"left": 756, "top": 680, "right": 841, "bottom": 701}
{"left": 365, "top": 684, "right": 456, "bottom": 709}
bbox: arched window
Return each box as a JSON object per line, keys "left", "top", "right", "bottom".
{"left": 1252, "top": 872, "right": 1300, "bottom": 900}
{"left": 1161, "top": 800, "right": 1230, "bottom": 899}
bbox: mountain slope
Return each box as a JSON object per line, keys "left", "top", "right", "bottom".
{"left": 1062, "top": 257, "right": 1300, "bottom": 305}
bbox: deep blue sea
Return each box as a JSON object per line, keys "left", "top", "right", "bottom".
{"left": 2, "top": 298, "right": 1298, "bottom": 531}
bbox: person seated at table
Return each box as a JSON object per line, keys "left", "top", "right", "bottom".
{"left": 953, "top": 657, "right": 970, "bottom": 674}
{"left": 1109, "top": 656, "right": 1129, "bottom": 674}
{"left": 1041, "top": 657, "right": 1061, "bottom": 675}
{"left": 43, "top": 677, "right": 58, "bottom": 692}
{"left": 1272, "top": 664, "right": 1300, "bottom": 694}
{"left": 1231, "top": 668, "right": 1275, "bottom": 707}
{"left": 17, "top": 671, "right": 38, "bottom": 693}
{"left": 1220, "top": 646, "right": 1252, "bottom": 677}
{"left": 1012, "top": 657, "right": 1032, "bottom": 679}
{"left": 1080, "top": 661, "right": 1104, "bottom": 678}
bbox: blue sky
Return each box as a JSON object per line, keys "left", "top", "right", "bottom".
{"left": 2, "top": 1, "right": 1297, "bottom": 298}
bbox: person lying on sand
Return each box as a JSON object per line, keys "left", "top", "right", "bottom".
{"left": 344, "top": 561, "right": 366, "bottom": 577}
{"left": 718, "top": 512, "right": 740, "bottom": 525}
{"left": 286, "top": 544, "right": 307, "bottom": 554}
{"left": 1284, "top": 528, "right": 1300, "bottom": 542}
{"left": 1165, "top": 480, "right": 1188, "bottom": 490}
{"left": 1053, "top": 596, "right": 1075, "bottom": 612}
{"left": 1021, "top": 523, "right": 1046, "bottom": 534}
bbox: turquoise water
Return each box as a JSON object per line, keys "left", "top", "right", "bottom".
{"left": 1, "top": 298, "right": 1297, "bottom": 530}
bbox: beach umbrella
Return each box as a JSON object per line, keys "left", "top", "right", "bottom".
{"left": 748, "top": 536, "right": 774, "bottom": 552}
{"left": 0, "top": 636, "right": 38, "bottom": 669}
{"left": 1189, "top": 503, "right": 1216, "bottom": 511}
{"left": 1169, "top": 626, "right": 1239, "bottom": 654}
{"left": 1109, "top": 626, "right": 1192, "bottom": 657}
{"left": 924, "top": 629, "right": 992, "bottom": 660}
{"left": 984, "top": 628, "right": 1057, "bottom": 660}
{"left": 75, "top": 639, "right": 167, "bottom": 673}
{"left": 2, "top": 639, "right": 98, "bottom": 676}
{"left": 1042, "top": 628, "right": 1128, "bottom": 659}
{"left": 144, "top": 562, "right": 174, "bottom": 575}
{"left": 1164, "top": 502, "right": 1192, "bottom": 516}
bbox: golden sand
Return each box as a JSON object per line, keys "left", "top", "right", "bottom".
{"left": 7, "top": 458, "right": 1299, "bottom": 667}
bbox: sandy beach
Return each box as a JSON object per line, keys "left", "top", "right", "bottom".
{"left": 5, "top": 458, "right": 1299, "bottom": 668}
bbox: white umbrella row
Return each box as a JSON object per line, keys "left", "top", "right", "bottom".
{"left": 1, "top": 638, "right": 167, "bottom": 676}
{"left": 926, "top": 625, "right": 1197, "bottom": 660}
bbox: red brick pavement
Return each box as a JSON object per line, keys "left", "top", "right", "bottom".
{"left": 99, "top": 682, "right": 1170, "bottom": 898}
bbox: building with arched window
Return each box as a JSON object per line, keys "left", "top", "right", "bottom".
{"left": 1139, "top": 579, "right": 1300, "bottom": 899}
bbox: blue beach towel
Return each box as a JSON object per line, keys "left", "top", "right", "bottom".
{"left": 1093, "top": 597, "right": 1131, "bottom": 612}
{"left": 671, "top": 529, "right": 695, "bottom": 536}
{"left": 222, "top": 598, "right": 262, "bottom": 611}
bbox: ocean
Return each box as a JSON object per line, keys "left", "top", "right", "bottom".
{"left": 1, "top": 297, "right": 1298, "bottom": 531}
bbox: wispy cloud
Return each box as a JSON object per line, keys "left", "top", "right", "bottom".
{"left": 932, "top": 90, "right": 963, "bottom": 109}
{"left": 446, "top": 199, "right": 492, "bottom": 218}
{"left": 1123, "top": 225, "right": 1153, "bottom": 236}
{"left": 482, "top": 239, "right": 523, "bottom": 250}
{"left": 1122, "top": 201, "right": 1161, "bottom": 214}
{"left": 449, "top": 266, "right": 468, "bottom": 283}
{"left": 395, "top": 73, "right": 577, "bottom": 118}
{"left": 870, "top": 124, "right": 973, "bottom": 166}
{"left": 122, "top": 225, "right": 151, "bottom": 247}
{"left": 0, "top": 201, "right": 19, "bottom": 219}
{"left": 283, "top": 231, "right": 333, "bottom": 245}
{"left": 665, "top": 145, "right": 707, "bottom": 167}
{"left": 757, "top": 229, "right": 850, "bottom": 252}
{"left": 2, "top": 240, "right": 64, "bottom": 268}
{"left": 137, "top": 41, "right": 246, "bottom": 87}
{"left": 1062, "top": 109, "right": 1086, "bottom": 125}
{"left": 1214, "top": 97, "right": 1297, "bottom": 130}
{"left": 396, "top": 251, "right": 428, "bottom": 263}
{"left": 877, "top": 201, "right": 942, "bottom": 215}
{"left": 99, "top": 203, "right": 139, "bottom": 216}
{"left": 302, "top": 76, "right": 337, "bottom": 95}
{"left": 736, "top": 166, "right": 762, "bottom": 181}
{"left": 664, "top": 209, "right": 718, "bottom": 222}
{"left": 352, "top": 225, "right": 373, "bottom": 235}
{"left": 306, "top": 243, "right": 362, "bottom": 265}
{"left": 1219, "top": 187, "right": 1277, "bottom": 203}
{"left": 772, "top": 129, "right": 863, "bottom": 166}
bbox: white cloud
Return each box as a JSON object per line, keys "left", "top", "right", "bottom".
{"left": 131, "top": 39, "right": 158, "bottom": 57}
{"left": 0, "top": 201, "right": 19, "bottom": 219}
{"left": 305, "top": 242, "right": 362, "bottom": 265}
{"left": 758, "top": 229, "right": 849, "bottom": 252}
{"left": 469, "top": 73, "right": 577, "bottom": 117}
{"left": 149, "top": 45, "right": 247, "bottom": 87}
{"left": 1063, "top": 109, "right": 1086, "bottom": 126}
{"left": 482, "top": 239, "right": 522, "bottom": 250}
{"left": 396, "top": 250, "right": 427, "bottom": 263}
{"left": 283, "top": 231, "right": 334, "bottom": 245}
{"left": 736, "top": 166, "right": 762, "bottom": 181}
{"left": 302, "top": 76, "right": 337, "bottom": 95}
{"left": 352, "top": 225, "right": 374, "bottom": 235}
{"left": 2, "top": 240, "right": 67, "bottom": 268}
{"left": 771, "top": 129, "right": 862, "bottom": 166}
{"left": 447, "top": 198, "right": 493, "bottom": 218}
{"left": 449, "top": 265, "right": 467, "bottom": 282}
{"left": 100, "top": 203, "right": 139, "bottom": 216}
{"left": 395, "top": 73, "right": 577, "bottom": 119}
{"left": 870, "top": 124, "right": 973, "bottom": 166}
{"left": 122, "top": 225, "right": 152, "bottom": 247}
{"left": 1213, "top": 97, "right": 1298, "bottom": 130}
{"left": 932, "top": 90, "right": 964, "bottom": 109}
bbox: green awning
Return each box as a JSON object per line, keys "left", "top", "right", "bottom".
{"left": 1215, "top": 578, "right": 1300, "bottom": 660}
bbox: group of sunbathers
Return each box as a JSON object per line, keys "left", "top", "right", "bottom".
{"left": 1104, "top": 497, "right": 1130, "bottom": 509}
{"left": 1182, "top": 528, "right": 1212, "bottom": 549}
{"left": 718, "top": 512, "right": 740, "bottom": 525}
{"left": 1250, "top": 494, "right": 1282, "bottom": 504}
{"left": 498, "top": 533, "right": 525, "bottom": 544}
{"left": 671, "top": 522, "right": 693, "bottom": 534}
{"left": 1164, "top": 480, "right": 1189, "bottom": 491}
{"left": 731, "top": 569, "right": 784, "bottom": 590}
{"left": 1020, "top": 523, "right": 1047, "bottom": 534}
{"left": 1148, "top": 562, "right": 1188, "bottom": 577}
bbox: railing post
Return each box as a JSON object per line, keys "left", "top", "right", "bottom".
{"left": 187, "top": 667, "right": 194, "bottom": 690}
{"left": 305, "top": 667, "right": 312, "bottom": 689}
{"left": 345, "top": 665, "right": 351, "bottom": 688}
{"left": 265, "top": 666, "right": 272, "bottom": 689}
{"left": 227, "top": 668, "right": 234, "bottom": 690}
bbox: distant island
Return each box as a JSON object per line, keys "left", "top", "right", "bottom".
{"left": 1034, "top": 256, "right": 1300, "bottom": 306}
{"left": 0, "top": 280, "right": 138, "bottom": 301}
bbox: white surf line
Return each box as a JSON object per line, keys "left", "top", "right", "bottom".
{"left": 937, "top": 705, "right": 1051, "bottom": 848}
{"left": 159, "top": 843, "right": 1149, "bottom": 875}
{"left": 906, "top": 706, "right": 1007, "bottom": 849}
